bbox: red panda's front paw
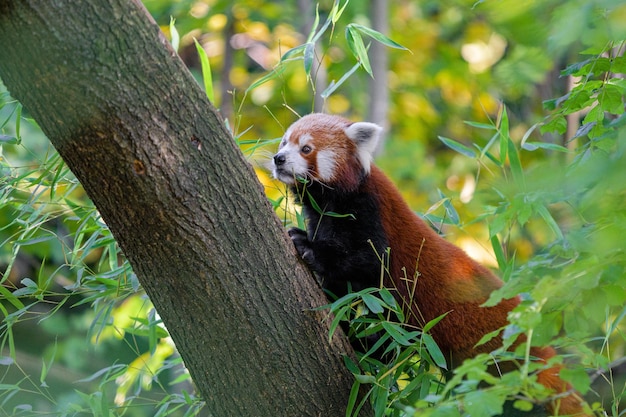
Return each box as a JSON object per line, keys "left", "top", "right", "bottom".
{"left": 287, "top": 228, "right": 315, "bottom": 265}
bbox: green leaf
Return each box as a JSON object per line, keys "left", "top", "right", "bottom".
{"left": 476, "top": 327, "right": 502, "bottom": 345}
{"left": 536, "top": 204, "right": 564, "bottom": 240}
{"left": 598, "top": 83, "right": 624, "bottom": 115}
{"left": 522, "top": 141, "right": 569, "bottom": 152}
{"left": 348, "top": 23, "right": 409, "bottom": 51}
{"left": 0, "top": 285, "right": 25, "bottom": 310}
{"left": 381, "top": 321, "right": 414, "bottom": 346}
{"left": 330, "top": 0, "right": 350, "bottom": 25}
{"left": 361, "top": 293, "right": 384, "bottom": 314}
{"left": 169, "top": 17, "right": 179, "bottom": 52}
{"left": 363, "top": 333, "right": 391, "bottom": 358}
{"left": 512, "top": 399, "right": 535, "bottom": 412}
{"left": 439, "top": 190, "right": 460, "bottom": 226}
{"left": 612, "top": 55, "right": 626, "bottom": 74}
{"left": 346, "top": 380, "right": 361, "bottom": 417}
{"left": 464, "top": 120, "right": 497, "bottom": 130}
{"left": 343, "top": 355, "right": 361, "bottom": 375}
{"left": 560, "top": 367, "right": 590, "bottom": 394}
{"left": 422, "top": 312, "right": 448, "bottom": 333}
{"left": 345, "top": 25, "right": 372, "bottom": 76}
{"left": 490, "top": 234, "right": 506, "bottom": 272}
{"left": 328, "top": 305, "right": 350, "bottom": 342}
{"left": 437, "top": 136, "right": 476, "bottom": 158}
{"left": 307, "top": 191, "right": 355, "bottom": 219}
{"left": 378, "top": 288, "right": 397, "bottom": 310}
{"left": 305, "top": 4, "right": 321, "bottom": 43}
{"left": 194, "top": 38, "right": 215, "bottom": 104}
{"left": 498, "top": 106, "right": 510, "bottom": 165}
{"left": 354, "top": 373, "right": 377, "bottom": 384}
{"left": 246, "top": 65, "right": 286, "bottom": 93}
{"left": 280, "top": 44, "right": 306, "bottom": 62}
{"left": 320, "top": 62, "right": 361, "bottom": 99}
{"left": 560, "top": 58, "right": 592, "bottom": 76}
{"left": 309, "top": 4, "right": 333, "bottom": 44}
{"left": 0, "top": 134, "right": 18, "bottom": 144}
{"left": 540, "top": 115, "right": 567, "bottom": 135}
{"left": 303, "top": 42, "right": 315, "bottom": 77}
{"left": 463, "top": 390, "right": 504, "bottom": 417}
{"left": 507, "top": 137, "right": 524, "bottom": 188}
{"left": 422, "top": 333, "right": 447, "bottom": 369}
{"left": 40, "top": 340, "right": 57, "bottom": 385}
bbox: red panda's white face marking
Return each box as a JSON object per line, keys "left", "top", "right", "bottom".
{"left": 272, "top": 113, "right": 382, "bottom": 190}
{"left": 272, "top": 129, "right": 315, "bottom": 185}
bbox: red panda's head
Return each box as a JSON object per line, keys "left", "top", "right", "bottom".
{"left": 272, "top": 113, "right": 382, "bottom": 191}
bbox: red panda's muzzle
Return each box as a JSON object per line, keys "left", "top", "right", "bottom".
{"left": 272, "top": 150, "right": 306, "bottom": 185}
{"left": 273, "top": 153, "right": 287, "bottom": 166}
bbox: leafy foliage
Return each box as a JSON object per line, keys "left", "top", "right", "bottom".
{"left": 0, "top": 88, "right": 201, "bottom": 415}
{"left": 322, "top": 31, "right": 626, "bottom": 417}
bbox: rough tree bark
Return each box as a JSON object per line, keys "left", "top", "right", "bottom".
{"left": 0, "top": 1, "right": 370, "bottom": 416}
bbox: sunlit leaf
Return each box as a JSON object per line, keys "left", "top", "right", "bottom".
{"left": 464, "top": 120, "right": 497, "bottom": 130}
{"left": 169, "top": 17, "right": 179, "bottom": 52}
{"left": 349, "top": 23, "right": 409, "bottom": 51}
{"left": 437, "top": 136, "right": 477, "bottom": 158}
{"left": 507, "top": 137, "right": 524, "bottom": 188}
{"left": 194, "top": 38, "right": 215, "bottom": 104}
{"left": 280, "top": 44, "right": 306, "bottom": 62}
{"left": 321, "top": 62, "right": 361, "bottom": 99}
{"left": 330, "top": 0, "right": 350, "bottom": 25}
{"left": 246, "top": 65, "right": 286, "bottom": 93}
{"left": 345, "top": 25, "right": 372, "bottom": 76}
{"left": 303, "top": 42, "right": 315, "bottom": 78}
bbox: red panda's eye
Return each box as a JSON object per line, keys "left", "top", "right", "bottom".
{"left": 301, "top": 145, "right": 312, "bottom": 154}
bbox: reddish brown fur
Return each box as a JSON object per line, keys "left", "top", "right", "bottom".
{"left": 286, "top": 114, "right": 365, "bottom": 191}
{"left": 366, "top": 165, "right": 588, "bottom": 416}
{"left": 280, "top": 114, "right": 589, "bottom": 415}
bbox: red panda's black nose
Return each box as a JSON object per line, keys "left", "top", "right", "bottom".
{"left": 273, "top": 153, "right": 286, "bottom": 166}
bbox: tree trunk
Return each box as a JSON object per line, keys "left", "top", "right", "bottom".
{"left": 367, "top": 0, "right": 389, "bottom": 147}
{"left": 0, "top": 1, "right": 369, "bottom": 416}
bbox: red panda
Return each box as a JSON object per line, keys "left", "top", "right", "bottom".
{"left": 272, "top": 113, "right": 589, "bottom": 416}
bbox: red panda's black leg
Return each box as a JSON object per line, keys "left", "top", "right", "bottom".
{"left": 287, "top": 227, "right": 316, "bottom": 266}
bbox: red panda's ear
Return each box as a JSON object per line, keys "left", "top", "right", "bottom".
{"left": 344, "top": 122, "right": 382, "bottom": 173}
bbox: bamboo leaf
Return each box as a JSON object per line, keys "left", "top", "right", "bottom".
{"left": 507, "top": 138, "right": 524, "bottom": 188}
{"left": 169, "top": 17, "right": 179, "bottom": 52}
{"left": 422, "top": 333, "right": 447, "bottom": 369}
{"left": 498, "top": 106, "right": 510, "bottom": 165}
{"left": 330, "top": 0, "right": 350, "bottom": 25}
{"left": 349, "top": 23, "right": 409, "bottom": 51}
{"left": 305, "top": 4, "right": 320, "bottom": 43}
{"left": 490, "top": 234, "right": 507, "bottom": 272}
{"left": 280, "top": 44, "right": 306, "bottom": 62}
{"left": 320, "top": 62, "right": 361, "bottom": 98}
{"left": 310, "top": 5, "right": 333, "bottom": 44}
{"left": 464, "top": 120, "right": 497, "bottom": 130}
{"left": 194, "top": 39, "right": 215, "bottom": 104}
{"left": 303, "top": 42, "right": 315, "bottom": 77}
{"left": 536, "top": 204, "right": 564, "bottom": 240}
{"left": 437, "top": 136, "right": 476, "bottom": 158}
{"left": 361, "top": 293, "right": 384, "bottom": 314}
{"left": 345, "top": 25, "right": 372, "bottom": 76}
{"left": 246, "top": 65, "right": 286, "bottom": 93}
